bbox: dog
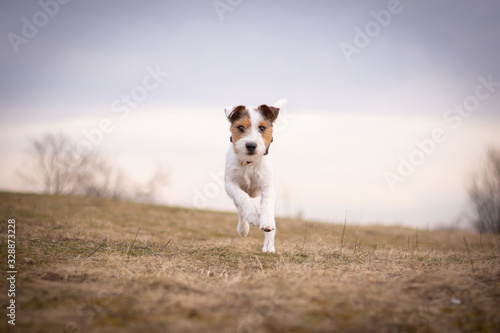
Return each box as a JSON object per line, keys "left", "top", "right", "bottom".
{"left": 224, "top": 99, "right": 286, "bottom": 252}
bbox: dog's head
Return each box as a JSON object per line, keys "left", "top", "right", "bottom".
{"left": 225, "top": 104, "right": 280, "bottom": 163}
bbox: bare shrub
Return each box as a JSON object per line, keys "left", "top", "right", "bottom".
{"left": 468, "top": 147, "right": 500, "bottom": 233}
{"left": 18, "top": 132, "right": 168, "bottom": 203}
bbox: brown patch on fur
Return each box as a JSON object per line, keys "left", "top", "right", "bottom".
{"left": 227, "top": 105, "right": 248, "bottom": 123}
{"left": 258, "top": 105, "right": 280, "bottom": 122}
{"left": 258, "top": 119, "right": 274, "bottom": 149}
{"left": 229, "top": 109, "right": 251, "bottom": 152}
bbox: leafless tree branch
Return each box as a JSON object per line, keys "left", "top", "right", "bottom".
{"left": 18, "top": 132, "right": 169, "bottom": 203}
{"left": 468, "top": 147, "right": 500, "bottom": 233}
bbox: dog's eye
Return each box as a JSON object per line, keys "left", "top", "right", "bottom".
{"left": 237, "top": 126, "right": 245, "bottom": 133}
{"left": 259, "top": 126, "right": 266, "bottom": 132}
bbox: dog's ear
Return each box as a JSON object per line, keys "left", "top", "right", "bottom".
{"left": 225, "top": 105, "right": 246, "bottom": 122}
{"left": 224, "top": 106, "right": 234, "bottom": 119}
{"left": 273, "top": 98, "right": 287, "bottom": 109}
{"left": 258, "top": 105, "right": 280, "bottom": 123}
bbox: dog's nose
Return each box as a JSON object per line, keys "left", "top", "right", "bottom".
{"left": 246, "top": 142, "right": 257, "bottom": 153}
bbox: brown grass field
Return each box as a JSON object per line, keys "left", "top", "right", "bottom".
{"left": 0, "top": 192, "right": 499, "bottom": 333}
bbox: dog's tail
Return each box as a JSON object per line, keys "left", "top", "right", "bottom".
{"left": 273, "top": 98, "right": 287, "bottom": 109}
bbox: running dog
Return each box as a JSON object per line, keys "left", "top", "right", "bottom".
{"left": 224, "top": 99, "right": 286, "bottom": 252}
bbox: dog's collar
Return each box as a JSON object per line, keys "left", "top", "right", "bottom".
{"left": 241, "top": 160, "right": 252, "bottom": 166}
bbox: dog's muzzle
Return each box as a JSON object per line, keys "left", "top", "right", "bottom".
{"left": 230, "top": 136, "right": 273, "bottom": 162}
{"left": 245, "top": 142, "right": 257, "bottom": 155}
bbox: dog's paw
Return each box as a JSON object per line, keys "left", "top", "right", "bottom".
{"left": 237, "top": 219, "right": 250, "bottom": 238}
{"left": 247, "top": 216, "right": 260, "bottom": 228}
{"left": 244, "top": 206, "right": 261, "bottom": 227}
{"left": 259, "top": 218, "right": 276, "bottom": 232}
{"left": 260, "top": 224, "right": 275, "bottom": 232}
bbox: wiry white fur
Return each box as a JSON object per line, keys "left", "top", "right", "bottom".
{"left": 273, "top": 98, "right": 287, "bottom": 109}
{"left": 224, "top": 107, "right": 278, "bottom": 252}
{"left": 224, "top": 105, "right": 234, "bottom": 119}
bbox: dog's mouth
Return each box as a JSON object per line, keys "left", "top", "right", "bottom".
{"left": 237, "top": 151, "right": 260, "bottom": 165}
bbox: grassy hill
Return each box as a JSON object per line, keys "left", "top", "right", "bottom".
{"left": 0, "top": 192, "right": 499, "bottom": 333}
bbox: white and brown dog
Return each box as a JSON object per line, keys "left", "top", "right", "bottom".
{"left": 224, "top": 99, "right": 286, "bottom": 252}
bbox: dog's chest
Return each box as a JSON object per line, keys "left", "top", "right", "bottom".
{"left": 234, "top": 166, "right": 262, "bottom": 197}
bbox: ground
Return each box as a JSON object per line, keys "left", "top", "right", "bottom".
{"left": 0, "top": 192, "right": 499, "bottom": 333}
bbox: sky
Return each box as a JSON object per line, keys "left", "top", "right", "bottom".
{"left": 1, "top": 0, "right": 499, "bottom": 228}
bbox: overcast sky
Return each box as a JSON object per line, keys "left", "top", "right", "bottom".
{"left": 1, "top": 0, "right": 499, "bottom": 228}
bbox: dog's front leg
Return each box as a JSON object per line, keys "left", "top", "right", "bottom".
{"left": 261, "top": 187, "right": 276, "bottom": 252}
{"left": 263, "top": 229, "right": 276, "bottom": 253}
{"left": 225, "top": 181, "right": 260, "bottom": 227}
{"left": 259, "top": 187, "right": 276, "bottom": 232}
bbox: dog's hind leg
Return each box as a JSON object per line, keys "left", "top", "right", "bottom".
{"left": 237, "top": 209, "right": 250, "bottom": 237}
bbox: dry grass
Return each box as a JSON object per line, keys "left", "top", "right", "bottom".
{"left": 1, "top": 192, "right": 499, "bottom": 333}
